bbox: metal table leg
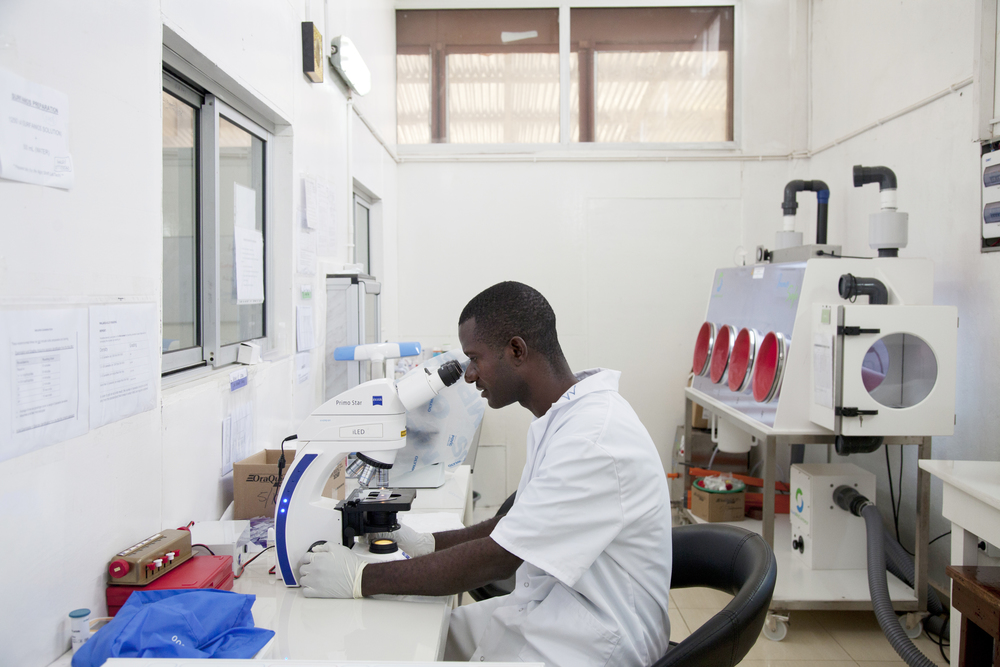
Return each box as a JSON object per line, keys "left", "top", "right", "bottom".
{"left": 763, "top": 435, "right": 776, "bottom": 548}
{"left": 914, "top": 436, "right": 931, "bottom": 612}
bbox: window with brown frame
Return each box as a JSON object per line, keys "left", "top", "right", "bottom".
{"left": 397, "top": 8, "right": 560, "bottom": 144}
{"left": 396, "top": 6, "right": 734, "bottom": 145}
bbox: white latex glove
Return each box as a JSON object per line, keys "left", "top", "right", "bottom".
{"left": 299, "top": 543, "right": 367, "bottom": 599}
{"left": 372, "top": 522, "right": 435, "bottom": 557}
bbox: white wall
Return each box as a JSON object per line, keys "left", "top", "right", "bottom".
{"left": 395, "top": 0, "right": 814, "bottom": 505}
{"left": 808, "top": 0, "right": 987, "bottom": 588}
{"left": 0, "top": 1, "right": 398, "bottom": 664}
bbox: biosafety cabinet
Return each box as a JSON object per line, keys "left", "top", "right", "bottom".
{"left": 682, "top": 166, "right": 958, "bottom": 641}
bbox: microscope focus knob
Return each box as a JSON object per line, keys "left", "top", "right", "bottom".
{"left": 791, "top": 537, "right": 804, "bottom": 553}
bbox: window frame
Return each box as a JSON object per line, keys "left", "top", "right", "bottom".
{"left": 394, "top": 0, "right": 742, "bottom": 154}
{"left": 353, "top": 193, "right": 372, "bottom": 274}
{"left": 161, "top": 69, "right": 275, "bottom": 374}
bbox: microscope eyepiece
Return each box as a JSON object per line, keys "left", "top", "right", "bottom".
{"left": 437, "top": 360, "right": 464, "bottom": 387}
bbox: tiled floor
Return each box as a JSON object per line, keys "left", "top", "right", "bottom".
{"left": 670, "top": 589, "right": 949, "bottom": 666}
{"left": 471, "top": 503, "right": 952, "bottom": 666}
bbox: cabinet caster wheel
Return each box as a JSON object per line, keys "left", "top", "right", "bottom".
{"left": 763, "top": 613, "right": 789, "bottom": 642}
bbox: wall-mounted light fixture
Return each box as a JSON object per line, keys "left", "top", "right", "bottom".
{"left": 329, "top": 35, "right": 371, "bottom": 96}
{"left": 301, "top": 22, "right": 324, "bottom": 83}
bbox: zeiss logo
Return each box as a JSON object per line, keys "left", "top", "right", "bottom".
{"left": 373, "top": 396, "right": 383, "bottom": 406}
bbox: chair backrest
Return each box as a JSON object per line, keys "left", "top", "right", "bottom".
{"left": 468, "top": 492, "right": 517, "bottom": 602}
{"left": 652, "top": 524, "right": 777, "bottom": 667}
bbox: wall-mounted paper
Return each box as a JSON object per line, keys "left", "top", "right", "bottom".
{"left": 318, "top": 181, "right": 338, "bottom": 256}
{"left": 0, "top": 68, "right": 74, "bottom": 189}
{"left": 89, "top": 304, "right": 157, "bottom": 429}
{"left": 296, "top": 352, "right": 310, "bottom": 384}
{"left": 297, "top": 228, "right": 316, "bottom": 276}
{"left": 813, "top": 334, "right": 834, "bottom": 410}
{"left": 296, "top": 305, "right": 314, "bottom": 352}
{"left": 234, "top": 183, "right": 256, "bottom": 231}
{"left": 303, "top": 176, "right": 318, "bottom": 230}
{"left": 234, "top": 227, "right": 264, "bottom": 304}
{"left": 221, "top": 401, "right": 254, "bottom": 477}
{"left": 0, "top": 308, "right": 88, "bottom": 462}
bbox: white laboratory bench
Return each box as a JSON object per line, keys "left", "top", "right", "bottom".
{"left": 49, "top": 466, "right": 474, "bottom": 665}
{"left": 917, "top": 459, "right": 1000, "bottom": 645}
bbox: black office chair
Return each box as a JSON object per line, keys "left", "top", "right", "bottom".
{"left": 653, "top": 523, "right": 777, "bottom": 667}
{"left": 468, "top": 492, "right": 517, "bottom": 602}
{"left": 465, "top": 504, "right": 776, "bottom": 667}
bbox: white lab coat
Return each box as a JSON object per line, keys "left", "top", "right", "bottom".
{"left": 448, "top": 369, "right": 672, "bottom": 667}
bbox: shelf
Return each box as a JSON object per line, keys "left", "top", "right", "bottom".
{"left": 684, "top": 511, "right": 919, "bottom": 611}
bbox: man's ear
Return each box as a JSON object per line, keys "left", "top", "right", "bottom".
{"left": 508, "top": 336, "right": 528, "bottom": 365}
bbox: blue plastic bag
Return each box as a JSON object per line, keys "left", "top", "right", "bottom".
{"left": 72, "top": 589, "right": 273, "bottom": 666}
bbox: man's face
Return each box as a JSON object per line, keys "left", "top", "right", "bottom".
{"left": 459, "top": 317, "right": 518, "bottom": 409}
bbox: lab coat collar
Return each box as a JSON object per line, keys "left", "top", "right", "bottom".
{"left": 546, "top": 368, "right": 621, "bottom": 416}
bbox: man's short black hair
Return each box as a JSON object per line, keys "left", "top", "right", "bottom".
{"left": 459, "top": 281, "right": 564, "bottom": 361}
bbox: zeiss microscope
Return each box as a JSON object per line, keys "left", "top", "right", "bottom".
{"left": 275, "top": 358, "right": 464, "bottom": 586}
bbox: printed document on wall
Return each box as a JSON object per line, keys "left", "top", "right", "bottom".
{"left": 234, "top": 183, "right": 256, "bottom": 230}
{"left": 0, "top": 68, "right": 74, "bottom": 189}
{"left": 0, "top": 308, "right": 88, "bottom": 462}
{"left": 303, "top": 176, "right": 318, "bottom": 230}
{"left": 234, "top": 227, "right": 264, "bottom": 304}
{"left": 297, "top": 305, "right": 315, "bottom": 352}
{"left": 297, "top": 227, "right": 317, "bottom": 276}
{"left": 89, "top": 303, "right": 158, "bottom": 429}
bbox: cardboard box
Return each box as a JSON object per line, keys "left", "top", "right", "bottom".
{"left": 691, "top": 483, "right": 745, "bottom": 522}
{"left": 686, "top": 377, "right": 709, "bottom": 429}
{"left": 233, "top": 450, "right": 345, "bottom": 520}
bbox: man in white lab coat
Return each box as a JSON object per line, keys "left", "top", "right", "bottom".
{"left": 299, "top": 281, "right": 672, "bottom": 666}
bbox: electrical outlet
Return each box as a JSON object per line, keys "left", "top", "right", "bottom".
{"left": 978, "top": 539, "right": 1000, "bottom": 558}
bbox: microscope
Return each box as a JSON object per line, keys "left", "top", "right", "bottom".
{"left": 275, "top": 356, "right": 464, "bottom": 586}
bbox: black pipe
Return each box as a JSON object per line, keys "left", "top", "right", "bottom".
{"left": 817, "top": 191, "right": 829, "bottom": 245}
{"left": 853, "top": 165, "right": 898, "bottom": 191}
{"left": 782, "top": 180, "right": 831, "bottom": 244}
{"left": 835, "top": 435, "right": 884, "bottom": 455}
{"left": 839, "top": 273, "right": 889, "bottom": 305}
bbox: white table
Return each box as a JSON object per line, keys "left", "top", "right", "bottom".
{"left": 232, "top": 557, "right": 452, "bottom": 661}
{"left": 236, "top": 466, "right": 474, "bottom": 660}
{"left": 917, "top": 459, "right": 1000, "bottom": 645}
{"left": 49, "top": 467, "right": 474, "bottom": 665}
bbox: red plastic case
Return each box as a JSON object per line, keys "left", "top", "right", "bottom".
{"left": 106, "top": 555, "right": 234, "bottom": 616}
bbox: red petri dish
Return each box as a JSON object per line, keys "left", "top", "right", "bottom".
{"left": 710, "top": 325, "right": 736, "bottom": 384}
{"left": 752, "top": 332, "right": 787, "bottom": 403}
{"left": 692, "top": 322, "right": 716, "bottom": 376}
{"left": 728, "top": 328, "right": 757, "bottom": 392}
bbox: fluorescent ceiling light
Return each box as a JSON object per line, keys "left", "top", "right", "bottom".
{"left": 330, "top": 35, "right": 371, "bottom": 96}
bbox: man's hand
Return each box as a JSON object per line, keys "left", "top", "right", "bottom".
{"left": 299, "top": 543, "right": 366, "bottom": 598}
{"left": 372, "top": 523, "right": 435, "bottom": 557}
